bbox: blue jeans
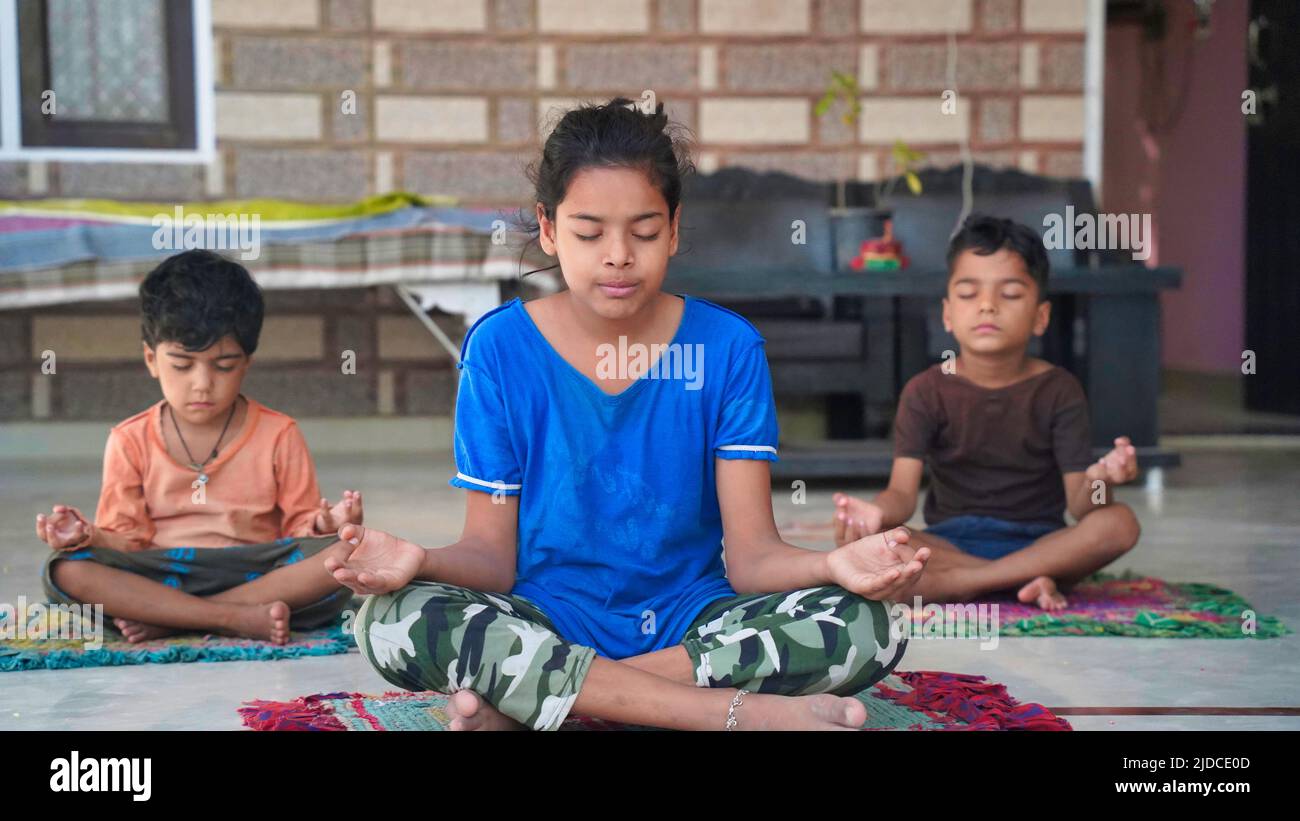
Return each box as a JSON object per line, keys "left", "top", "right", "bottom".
{"left": 924, "top": 515, "right": 1063, "bottom": 560}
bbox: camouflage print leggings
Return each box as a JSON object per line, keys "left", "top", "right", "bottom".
{"left": 354, "top": 580, "right": 907, "bottom": 731}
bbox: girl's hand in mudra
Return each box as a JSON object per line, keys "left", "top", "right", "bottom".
{"left": 326, "top": 524, "right": 425, "bottom": 596}
{"left": 824, "top": 527, "right": 929, "bottom": 602}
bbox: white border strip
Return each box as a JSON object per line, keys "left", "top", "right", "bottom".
{"left": 1083, "top": 0, "right": 1106, "bottom": 203}
{"left": 455, "top": 472, "right": 521, "bottom": 491}
{"left": 717, "top": 445, "right": 779, "bottom": 454}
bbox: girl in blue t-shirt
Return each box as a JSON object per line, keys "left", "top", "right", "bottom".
{"left": 327, "top": 97, "right": 930, "bottom": 731}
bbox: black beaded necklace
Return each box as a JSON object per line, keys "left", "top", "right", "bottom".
{"left": 167, "top": 398, "right": 239, "bottom": 485}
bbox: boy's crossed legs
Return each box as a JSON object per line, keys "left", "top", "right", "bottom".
{"left": 906, "top": 503, "right": 1141, "bottom": 609}
{"left": 48, "top": 537, "right": 353, "bottom": 644}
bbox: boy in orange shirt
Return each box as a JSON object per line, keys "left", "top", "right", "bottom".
{"left": 34, "top": 250, "right": 361, "bottom": 644}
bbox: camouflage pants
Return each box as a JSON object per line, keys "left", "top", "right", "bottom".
{"left": 354, "top": 580, "right": 907, "bottom": 731}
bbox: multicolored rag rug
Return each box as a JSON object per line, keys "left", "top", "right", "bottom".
{"left": 0, "top": 606, "right": 355, "bottom": 671}
{"left": 238, "top": 671, "right": 1071, "bottom": 732}
{"left": 982, "top": 572, "right": 1290, "bottom": 638}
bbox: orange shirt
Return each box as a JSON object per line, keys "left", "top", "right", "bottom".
{"left": 94, "top": 397, "right": 326, "bottom": 550}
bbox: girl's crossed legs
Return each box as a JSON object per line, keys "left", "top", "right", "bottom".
{"left": 354, "top": 580, "right": 907, "bottom": 731}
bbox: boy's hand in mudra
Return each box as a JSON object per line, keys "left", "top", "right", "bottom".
{"left": 326, "top": 524, "right": 424, "bottom": 596}
{"left": 824, "top": 527, "right": 929, "bottom": 602}
{"left": 314, "top": 489, "right": 364, "bottom": 534}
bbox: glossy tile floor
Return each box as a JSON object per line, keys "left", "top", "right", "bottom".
{"left": 3, "top": 444, "right": 1298, "bottom": 731}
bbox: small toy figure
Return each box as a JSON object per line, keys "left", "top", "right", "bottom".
{"left": 851, "top": 217, "right": 909, "bottom": 271}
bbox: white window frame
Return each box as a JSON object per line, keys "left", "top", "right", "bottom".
{"left": 0, "top": 0, "right": 214, "bottom": 163}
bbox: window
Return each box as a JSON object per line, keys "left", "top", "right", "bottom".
{"left": 0, "top": 0, "right": 213, "bottom": 162}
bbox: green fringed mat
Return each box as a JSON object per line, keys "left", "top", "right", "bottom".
{"left": 0, "top": 605, "right": 355, "bottom": 671}
{"left": 988, "top": 572, "right": 1289, "bottom": 638}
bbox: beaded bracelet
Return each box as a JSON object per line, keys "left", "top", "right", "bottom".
{"left": 725, "top": 688, "right": 749, "bottom": 731}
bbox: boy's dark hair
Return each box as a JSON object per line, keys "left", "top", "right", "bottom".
{"left": 140, "top": 250, "right": 264, "bottom": 355}
{"left": 516, "top": 96, "right": 696, "bottom": 275}
{"left": 946, "top": 214, "right": 1050, "bottom": 300}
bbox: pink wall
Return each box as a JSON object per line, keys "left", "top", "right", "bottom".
{"left": 1103, "top": 1, "right": 1248, "bottom": 373}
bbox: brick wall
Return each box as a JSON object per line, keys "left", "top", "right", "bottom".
{"left": 0, "top": 0, "right": 1090, "bottom": 423}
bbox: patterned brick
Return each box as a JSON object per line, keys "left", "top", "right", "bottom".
{"left": 1041, "top": 42, "right": 1085, "bottom": 91}
{"left": 57, "top": 370, "right": 158, "bottom": 421}
{"left": 657, "top": 0, "right": 696, "bottom": 32}
{"left": 405, "top": 370, "right": 457, "bottom": 415}
{"left": 724, "top": 44, "right": 856, "bottom": 93}
{"left": 233, "top": 149, "right": 370, "bottom": 201}
{"left": 402, "top": 151, "right": 534, "bottom": 201}
{"left": 333, "top": 92, "right": 370, "bottom": 142}
{"left": 492, "top": 0, "right": 534, "bottom": 31}
{"left": 496, "top": 96, "right": 535, "bottom": 143}
{"left": 978, "top": 97, "right": 1015, "bottom": 144}
{"left": 1043, "top": 150, "right": 1083, "bottom": 178}
{"left": 565, "top": 44, "right": 698, "bottom": 92}
{"left": 400, "top": 42, "right": 536, "bottom": 91}
{"left": 817, "top": 0, "right": 857, "bottom": 36}
{"left": 241, "top": 368, "right": 376, "bottom": 417}
{"left": 979, "top": 0, "right": 1018, "bottom": 33}
{"left": 0, "top": 163, "right": 26, "bottom": 197}
{"left": 326, "top": 0, "right": 370, "bottom": 30}
{"left": 886, "top": 43, "right": 1018, "bottom": 92}
{"left": 0, "top": 372, "right": 30, "bottom": 420}
{"left": 55, "top": 163, "right": 204, "bottom": 201}
{"left": 230, "top": 37, "right": 368, "bottom": 89}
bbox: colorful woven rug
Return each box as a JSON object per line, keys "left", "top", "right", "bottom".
{"left": 0, "top": 606, "right": 355, "bottom": 671}
{"left": 238, "top": 671, "right": 1071, "bottom": 732}
{"left": 984, "top": 572, "right": 1290, "bottom": 638}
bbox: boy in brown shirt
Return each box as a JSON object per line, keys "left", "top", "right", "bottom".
{"left": 832, "top": 215, "right": 1141, "bottom": 609}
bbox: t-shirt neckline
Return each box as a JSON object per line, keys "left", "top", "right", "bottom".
{"left": 947, "top": 363, "right": 1058, "bottom": 393}
{"left": 150, "top": 394, "right": 261, "bottom": 476}
{"left": 512, "top": 293, "right": 693, "bottom": 403}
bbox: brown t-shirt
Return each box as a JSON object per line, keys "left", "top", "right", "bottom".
{"left": 893, "top": 364, "right": 1094, "bottom": 526}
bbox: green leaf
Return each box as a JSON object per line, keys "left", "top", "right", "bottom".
{"left": 904, "top": 171, "right": 922, "bottom": 196}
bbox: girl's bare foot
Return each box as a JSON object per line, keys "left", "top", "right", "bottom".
{"left": 1017, "top": 576, "right": 1068, "bottom": 611}
{"left": 223, "top": 601, "right": 292, "bottom": 644}
{"left": 112, "top": 618, "right": 180, "bottom": 643}
{"left": 446, "top": 689, "right": 527, "bottom": 731}
{"left": 725, "top": 692, "right": 868, "bottom": 731}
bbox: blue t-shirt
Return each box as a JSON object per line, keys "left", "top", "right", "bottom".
{"left": 448, "top": 294, "right": 780, "bottom": 660}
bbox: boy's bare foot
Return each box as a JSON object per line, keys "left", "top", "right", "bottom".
{"left": 112, "top": 618, "right": 179, "bottom": 643}
{"left": 1017, "top": 576, "right": 1068, "bottom": 611}
{"left": 446, "top": 689, "right": 527, "bottom": 731}
{"left": 726, "top": 692, "right": 868, "bottom": 731}
{"left": 223, "top": 601, "right": 292, "bottom": 644}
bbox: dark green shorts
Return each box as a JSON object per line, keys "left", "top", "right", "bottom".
{"left": 42, "top": 535, "right": 351, "bottom": 631}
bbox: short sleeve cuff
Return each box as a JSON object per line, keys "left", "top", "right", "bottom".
{"left": 715, "top": 444, "right": 779, "bottom": 462}
{"left": 449, "top": 472, "right": 522, "bottom": 496}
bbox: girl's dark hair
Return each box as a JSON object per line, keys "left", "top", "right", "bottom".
{"left": 513, "top": 96, "right": 696, "bottom": 276}
{"left": 140, "top": 250, "right": 264, "bottom": 354}
{"left": 946, "top": 214, "right": 1050, "bottom": 300}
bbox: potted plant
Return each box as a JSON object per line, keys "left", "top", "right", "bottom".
{"left": 815, "top": 70, "right": 925, "bottom": 272}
